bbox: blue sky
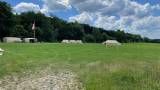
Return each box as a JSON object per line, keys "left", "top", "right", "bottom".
{"left": 3, "top": 0, "right": 160, "bottom": 39}
{"left": 3, "top": 0, "right": 78, "bottom": 20}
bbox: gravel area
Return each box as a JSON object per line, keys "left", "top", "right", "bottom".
{"left": 0, "top": 68, "right": 84, "bottom": 90}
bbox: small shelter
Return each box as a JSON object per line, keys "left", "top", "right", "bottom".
{"left": 70, "top": 40, "right": 77, "bottom": 43}
{"left": 23, "top": 38, "right": 37, "bottom": 43}
{"left": 62, "top": 40, "right": 83, "bottom": 44}
{"left": 102, "top": 40, "right": 121, "bottom": 46}
{"left": 76, "top": 40, "right": 83, "bottom": 44}
{"left": 62, "top": 40, "right": 69, "bottom": 43}
{"left": 0, "top": 48, "right": 4, "bottom": 56}
{"left": 3, "top": 37, "right": 22, "bottom": 43}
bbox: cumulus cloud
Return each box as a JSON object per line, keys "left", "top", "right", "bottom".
{"left": 67, "top": 0, "right": 160, "bottom": 38}
{"left": 69, "top": 0, "right": 160, "bottom": 17}
{"left": 132, "top": 16, "right": 160, "bottom": 30}
{"left": 14, "top": 0, "right": 72, "bottom": 14}
{"left": 69, "top": 12, "right": 94, "bottom": 24}
{"left": 94, "top": 15, "right": 120, "bottom": 30}
{"left": 41, "top": 0, "right": 71, "bottom": 13}
{"left": 71, "top": 0, "right": 107, "bottom": 13}
{"left": 131, "top": 16, "right": 160, "bottom": 38}
{"left": 13, "top": 2, "right": 41, "bottom": 14}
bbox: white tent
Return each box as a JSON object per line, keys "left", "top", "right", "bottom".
{"left": 76, "top": 40, "right": 83, "bottom": 44}
{"left": 102, "top": 40, "right": 121, "bottom": 45}
{"left": 62, "top": 40, "right": 69, "bottom": 43}
{"left": 70, "top": 40, "right": 76, "bottom": 43}
{"left": 0, "top": 48, "right": 4, "bottom": 56}
{"left": 3, "top": 37, "right": 22, "bottom": 43}
{"left": 23, "top": 38, "right": 37, "bottom": 43}
{"left": 62, "top": 40, "right": 83, "bottom": 44}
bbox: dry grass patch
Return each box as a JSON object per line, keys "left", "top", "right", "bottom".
{"left": 0, "top": 67, "right": 84, "bottom": 90}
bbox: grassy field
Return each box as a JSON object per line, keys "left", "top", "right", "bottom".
{"left": 0, "top": 43, "right": 160, "bottom": 90}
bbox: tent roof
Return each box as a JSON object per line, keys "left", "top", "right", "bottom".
{"left": 104, "top": 40, "right": 120, "bottom": 43}
{"left": 0, "top": 48, "right": 4, "bottom": 52}
{"left": 102, "top": 40, "right": 121, "bottom": 45}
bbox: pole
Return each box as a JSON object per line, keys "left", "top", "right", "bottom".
{"left": 32, "top": 21, "right": 36, "bottom": 38}
{"left": 34, "top": 30, "right": 35, "bottom": 38}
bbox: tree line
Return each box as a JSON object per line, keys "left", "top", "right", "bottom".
{"left": 0, "top": 1, "right": 152, "bottom": 43}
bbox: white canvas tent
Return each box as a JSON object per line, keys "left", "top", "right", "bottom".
{"left": 3, "top": 37, "right": 22, "bottom": 43}
{"left": 23, "top": 38, "right": 37, "bottom": 43}
{"left": 102, "top": 40, "right": 121, "bottom": 45}
{"left": 0, "top": 48, "right": 4, "bottom": 56}
{"left": 62, "top": 40, "right": 83, "bottom": 44}
{"left": 76, "top": 40, "right": 83, "bottom": 44}
{"left": 62, "top": 40, "right": 69, "bottom": 43}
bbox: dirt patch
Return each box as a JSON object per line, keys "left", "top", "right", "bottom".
{"left": 0, "top": 68, "right": 84, "bottom": 90}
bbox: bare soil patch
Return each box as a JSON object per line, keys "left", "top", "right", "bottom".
{"left": 0, "top": 68, "right": 84, "bottom": 90}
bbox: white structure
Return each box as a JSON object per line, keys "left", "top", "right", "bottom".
{"left": 76, "top": 40, "right": 83, "bottom": 44}
{"left": 62, "top": 40, "right": 69, "bottom": 43}
{"left": 23, "top": 38, "right": 37, "bottom": 43}
{"left": 102, "top": 40, "right": 121, "bottom": 45}
{"left": 70, "top": 40, "right": 77, "bottom": 43}
{"left": 3, "top": 37, "right": 22, "bottom": 43}
{"left": 62, "top": 40, "right": 83, "bottom": 44}
{"left": 0, "top": 48, "right": 4, "bottom": 56}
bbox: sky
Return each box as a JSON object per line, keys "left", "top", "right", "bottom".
{"left": 2, "top": 0, "right": 160, "bottom": 39}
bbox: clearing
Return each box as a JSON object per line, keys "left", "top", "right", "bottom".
{"left": 0, "top": 43, "right": 160, "bottom": 90}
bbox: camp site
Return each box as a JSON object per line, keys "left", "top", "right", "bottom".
{"left": 0, "top": 0, "right": 160, "bottom": 90}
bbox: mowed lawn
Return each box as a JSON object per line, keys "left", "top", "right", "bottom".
{"left": 0, "top": 43, "right": 160, "bottom": 90}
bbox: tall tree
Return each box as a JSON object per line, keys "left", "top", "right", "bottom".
{"left": 19, "top": 12, "right": 54, "bottom": 42}
{"left": 83, "top": 34, "right": 95, "bottom": 43}
{"left": 92, "top": 28, "right": 103, "bottom": 43}
{"left": 11, "top": 25, "right": 28, "bottom": 38}
{"left": 0, "top": 1, "right": 14, "bottom": 40}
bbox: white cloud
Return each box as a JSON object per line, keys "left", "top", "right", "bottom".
{"left": 13, "top": 2, "right": 41, "bottom": 14}
{"left": 94, "top": 15, "right": 120, "bottom": 30}
{"left": 42, "top": 0, "right": 71, "bottom": 13}
{"left": 71, "top": 0, "right": 107, "bottom": 13}
{"left": 69, "top": 0, "right": 160, "bottom": 17}
{"left": 94, "top": 15, "right": 160, "bottom": 38}
{"left": 131, "top": 16, "right": 160, "bottom": 38}
{"left": 69, "top": 12, "right": 94, "bottom": 24}
{"left": 132, "top": 16, "right": 160, "bottom": 30}
{"left": 40, "top": 5, "right": 48, "bottom": 15}
{"left": 68, "top": 0, "right": 160, "bottom": 38}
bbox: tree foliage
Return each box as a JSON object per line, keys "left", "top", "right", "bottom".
{"left": 11, "top": 25, "right": 28, "bottom": 38}
{"left": 83, "top": 34, "right": 95, "bottom": 43}
{"left": 0, "top": 1, "right": 14, "bottom": 40}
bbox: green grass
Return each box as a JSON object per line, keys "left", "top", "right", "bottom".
{"left": 0, "top": 43, "right": 160, "bottom": 90}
